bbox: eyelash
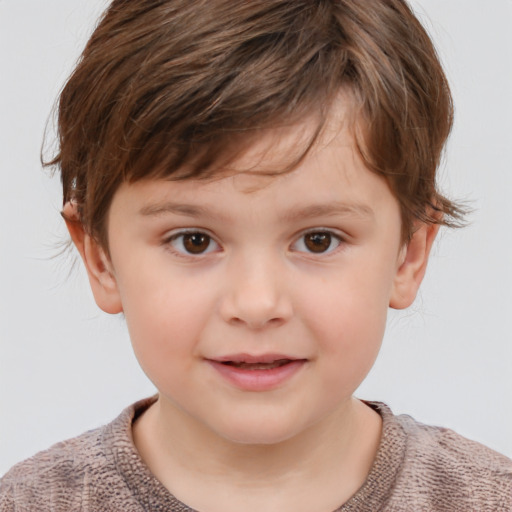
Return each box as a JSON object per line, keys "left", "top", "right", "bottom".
{"left": 164, "top": 230, "right": 220, "bottom": 257}
{"left": 163, "top": 229, "right": 345, "bottom": 258}
{"left": 290, "top": 230, "right": 344, "bottom": 255}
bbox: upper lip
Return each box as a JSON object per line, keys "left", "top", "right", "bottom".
{"left": 208, "top": 353, "right": 305, "bottom": 364}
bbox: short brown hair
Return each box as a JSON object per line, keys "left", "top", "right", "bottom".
{"left": 48, "top": 0, "right": 465, "bottom": 247}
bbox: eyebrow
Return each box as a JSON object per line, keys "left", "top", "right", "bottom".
{"left": 139, "top": 202, "right": 212, "bottom": 218}
{"left": 138, "top": 201, "right": 374, "bottom": 222}
{"left": 281, "top": 202, "right": 374, "bottom": 222}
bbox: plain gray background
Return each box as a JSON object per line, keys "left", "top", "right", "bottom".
{"left": 1, "top": 0, "right": 511, "bottom": 476}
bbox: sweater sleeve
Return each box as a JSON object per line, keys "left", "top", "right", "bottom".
{"left": 0, "top": 402, "right": 153, "bottom": 512}
{"left": 0, "top": 482, "right": 14, "bottom": 512}
{"left": 0, "top": 455, "right": 92, "bottom": 512}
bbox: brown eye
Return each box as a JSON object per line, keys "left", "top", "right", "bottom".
{"left": 294, "top": 231, "right": 342, "bottom": 254}
{"left": 169, "top": 232, "right": 217, "bottom": 255}
{"left": 182, "top": 233, "right": 212, "bottom": 254}
{"left": 304, "top": 232, "right": 331, "bottom": 253}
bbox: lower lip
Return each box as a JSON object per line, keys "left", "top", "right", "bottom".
{"left": 207, "top": 360, "right": 306, "bottom": 391}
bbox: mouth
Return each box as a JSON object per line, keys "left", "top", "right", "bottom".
{"left": 211, "top": 353, "right": 306, "bottom": 368}
{"left": 206, "top": 354, "right": 307, "bottom": 391}
{"left": 219, "top": 359, "right": 296, "bottom": 370}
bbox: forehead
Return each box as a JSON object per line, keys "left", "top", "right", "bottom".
{"left": 110, "top": 111, "right": 397, "bottom": 227}
{"left": 196, "top": 96, "right": 359, "bottom": 192}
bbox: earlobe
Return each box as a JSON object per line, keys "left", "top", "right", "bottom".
{"left": 389, "top": 222, "right": 440, "bottom": 310}
{"left": 62, "top": 202, "right": 123, "bottom": 314}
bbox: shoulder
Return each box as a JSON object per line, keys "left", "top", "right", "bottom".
{"left": 393, "top": 409, "right": 512, "bottom": 510}
{"left": 0, "top": 426, "right": 107, "bottom": 511}
{"left": 0, "top": 398, "right": 155, "bottom": 512}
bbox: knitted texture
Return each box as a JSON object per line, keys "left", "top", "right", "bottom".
{"left": 1, "top": 397, "right": 511, "bottom": 511}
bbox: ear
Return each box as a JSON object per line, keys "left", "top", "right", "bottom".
{"left": 62, "top": 202, "right": 123, "bottom": 314}
{"left": 389, "top": 222, "right": 440, "bottom": 310}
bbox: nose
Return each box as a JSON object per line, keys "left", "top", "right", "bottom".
{"left": 219, "top": 253, "right": 293, "bottom": 330}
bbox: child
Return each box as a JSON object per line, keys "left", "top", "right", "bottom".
{"left": 1, "top": 0, "right": 511, "bottom": 510}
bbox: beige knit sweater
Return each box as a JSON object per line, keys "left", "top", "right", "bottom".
{"left": 1, "top": 396, "right": 511, "bottom": 511}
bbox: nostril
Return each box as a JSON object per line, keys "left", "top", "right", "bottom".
{"left": 228, "top": 315, "right": 287, "bottom": 330}
{"left": 219, "top": 277, "right": 293, "bottom": 328}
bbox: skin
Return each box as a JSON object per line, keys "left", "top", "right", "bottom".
{"left": 65, "top": 115, "right": 438, "bottom": 512}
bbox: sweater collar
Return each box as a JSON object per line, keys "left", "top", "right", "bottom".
{"left": 104, "top": 397, "right": 406, "bottom": 512}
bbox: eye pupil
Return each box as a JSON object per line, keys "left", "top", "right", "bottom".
{"left": 183, "top": 233, "right": 210, "bottom": 254}
{"left": 305, "top": 232, "right": 331, "bottom": 253}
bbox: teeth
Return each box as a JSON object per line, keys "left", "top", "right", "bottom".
{"left": 225, "top": 359, "right": 290, "bottom": 370}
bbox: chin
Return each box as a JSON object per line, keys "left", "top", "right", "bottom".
{"left": 213, "top": 415, "right": 309, "bottom": 446}
{"left": 221, "top": 430, "right": 296, "bottom": 446}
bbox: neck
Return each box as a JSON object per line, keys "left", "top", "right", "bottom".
{"left": 133, "top": 396, "right": 382, "bottom": 512}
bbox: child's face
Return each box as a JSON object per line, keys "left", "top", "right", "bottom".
{"left": 77, "top": 116, "right": 434, "bottom": 445}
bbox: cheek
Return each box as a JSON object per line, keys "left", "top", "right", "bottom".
{"left": 297, "top": 262, "right": 393, "bottom": 383}
{"left": 316, "top": 293, "right": 387, "bottom": 362}
{"left": 301, "top": 256, "right": 393, "bottom": 333}
{"left": 313, "top": 300, "right": 387, "bottom": 396}
{"left": 116, "top": 264, "right": 217, "bottom": 383}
